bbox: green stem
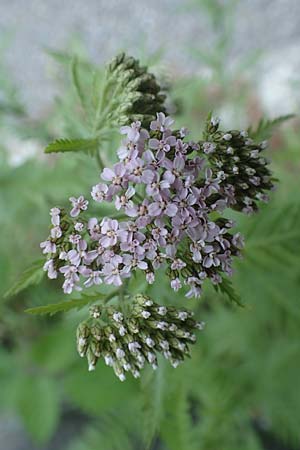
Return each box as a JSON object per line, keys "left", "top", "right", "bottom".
{"left": 95, "top": 148, "right": 104, "bottom": 170}
{"left": 103, "top": 289, "right": 119, "bottom": 303}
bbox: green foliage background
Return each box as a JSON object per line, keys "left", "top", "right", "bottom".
{"left": 0, "top": 3, "right": 299, "bottom": 449}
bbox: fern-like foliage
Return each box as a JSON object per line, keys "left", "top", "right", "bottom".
{"left": 247, "top": 114, "right": 294, "bottom": 140}
{"left": 214, "top": 277, "right": 243, "bottom": 307}
{"left": 25, "top": 293, "right": 104, "bottom": 316}
{"left": 44, "top": 138, "right": 99, "bottom": 154}
{"left": 4, "top": 259, "right": 45, "bottom": 299}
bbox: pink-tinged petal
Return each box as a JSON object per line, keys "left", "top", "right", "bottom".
{"left": 84, "top": 251, "right": 98, "bottom": 264}
{"left": 166, "top": 135, "right": 176, "bottom": 146}
{"left": 111, "top": 219, "right": 119, "bottom": 231}
{"left": 77, "top": 239, "right": 87, "bottom": 251}
{"left": 165, "top": 203, "right": 178, "bottom": 217}
{"left": 141, "top": 169, "right": 154, "bottom": 184}
{"left": 101, "top": 167, "right": 115, "bottom": 181}
{"left": 164, "top": 116, "right": 175, "bottom": 128}
{"left": 126, "top": 186, "right": 135, "bottom": 199}
{"left": 174, "top": 155, "right": 185, "bottom": 171}
{"left": 143, "top": 149, "right": 155, "bottom": 163}
{"left": 138, "top": 261, "right": 148, "bottom": 270}
{"left": 113, "top": 274, "right": 123, "bottom": 286}
{"left": 148, "top": 202, "right": 162, "bottom": 217}
{"left": 149, "top": 139, "right": 159, "bottom": 149}
{"left": 100, "top": 236, "right": 112, "bottom": 248}
{"left": 160, "top": 179, "right": 170, "bottom": 190}
{"left": 79, "top": 266, "right": 92, "bottom": 277}
{"left": 114, "top": 162, "right": 126, "bottom": 177}
{"left": 70, "top": 207, "right": 80, "bottom": 218}
{"left": 120, "top": 125, "right": 131, "bottom": 135}
{"left": 125, "top": 205, "right": 138, "bottom": 217}
{"left": 88, "top": 217, "right": 98, "bottom": 229}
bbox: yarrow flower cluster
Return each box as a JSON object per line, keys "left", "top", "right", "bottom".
{"left": 201, "top": 117, "right": 274, "bottom": 214}
{"left": 38, "top": 112, "right": 275, "bottom": 298}
{"left": 76, "top": 294, "right": 204, "bottom": 381}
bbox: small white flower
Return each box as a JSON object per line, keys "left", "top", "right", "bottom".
{"left": 113, "top": 312, "right": 123, "bottom": 322}
{"left": 141, "top": 310, "right": 151, "bottom": 319}
{"left": 109, "top": 334, "right": 116, "bottom": 343}
{"left": 211, "top": 116, "right": 220, "bottom": 127}
{"left": 147, "top": 352, "right": 156, "bottom": 364}
{"left": 145, "top": 300, "right": 153, "bottom": 307}
{"left": 156, "top": 321, "right": 168, "bottom": 330}
{"left": 118, "top": 373, "right": 126, "bottom": 382}
{"left": 132, "top": 370, "right": 140, "bottom": 378}
{"left": 157, "top": 306, "right": 167, "bottom": 316}
{"left": 128, "top": 342, "right": 141, "bottom": 353}
{"left": 178, "top": 311, "right": 188, "bottom": 321}
{"left": 178, "top": 342, "right": 185, "bottom": 351}
{"left": 146, "top": 337, "right": 155, "bottom": 347}
{"left": 78, "top": 337, "right": 86, "bottom": 346}
{"left": 196, "top": 321, "right": 206, "bottom": 330}
{"left": 171, "top": 360, "right": 180, "bottom": 368}
{"left": 104, "top": 355, "right": 114, "bottom": 366}
{"left": 88, "top": 363, "right": 96, "bottom": 371}
{"left": 75, "top": 222, "right": 84, "bottom": 232}
{"left": 116, "top": 348, "right": 125, "bottom": 359}
{"left": 223, "top": 133, "right": 232, "bottom": 141}
{"left": 160, "top": 340, "right": 169, "bottom": 350}
{"left": 119, "top": 326, "right": 127, "bottom": 336}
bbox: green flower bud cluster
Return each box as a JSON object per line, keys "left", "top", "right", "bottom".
{"left": 105, "top": 53, "right": 166, "bottom": 127}
{"left": 201, "top": 117, "right": 274, "bottom": 213}
{"left": 76, "top": 294, "right": 205, "bottom": 381}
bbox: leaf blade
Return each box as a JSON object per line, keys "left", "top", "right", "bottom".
{"left": 25, "top": 293, "right": 103, "bottom": 316}
{"left": 3, "top": 259, "right": 45, "bottom": 299}
{"left": 247, "top": 114, "right": 295, "bottom": 140}
{"left": 44, "top": 137, "right": 99, "bottom": 154}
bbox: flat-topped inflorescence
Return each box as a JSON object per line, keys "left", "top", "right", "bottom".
{"left": 76, "top": 294, "right": 205, "bottom": 380}
{"left": 40, "top": 113, "right": 253, "bottom": 297}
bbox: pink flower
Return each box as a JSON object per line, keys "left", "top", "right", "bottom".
{"left": 69, "top": 196, "right": 88, "bottom": 217}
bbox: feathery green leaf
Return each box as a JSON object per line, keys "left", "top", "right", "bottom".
{"left": 44, "top": 138, "right": 99, "bottom": 154}
{"left": 247, "top": 114, "right": 295, "bottom": 140}
{"left": 25, "top": 293, "right": 103, "bottom": 316}
{"left": 3, "top": 259, "right": 45, "bottom": 299}
{"left": 214, "top": 277, "right": 243, "bottom": 307}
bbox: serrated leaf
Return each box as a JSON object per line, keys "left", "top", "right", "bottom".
{"left": 25, "top": 293, "right": 102, "bottom": 316}
{"left": 247, "top": 114, "right": 295, "bottom": 140}
{"left": 3, "top": 259, "right": 45, "bottom": 299}
{"left": 214, "top": 277, "right": 243, "bottom": 307}
{"left": 71, "top": 56, "right": 89, "bottom": 113}
{"left": 44, "top": 137, "right": 99, "bottom": 154}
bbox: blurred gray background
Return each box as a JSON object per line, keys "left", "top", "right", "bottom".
{"left": 0, "top": 0, "right": 300, "bottom": 118}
